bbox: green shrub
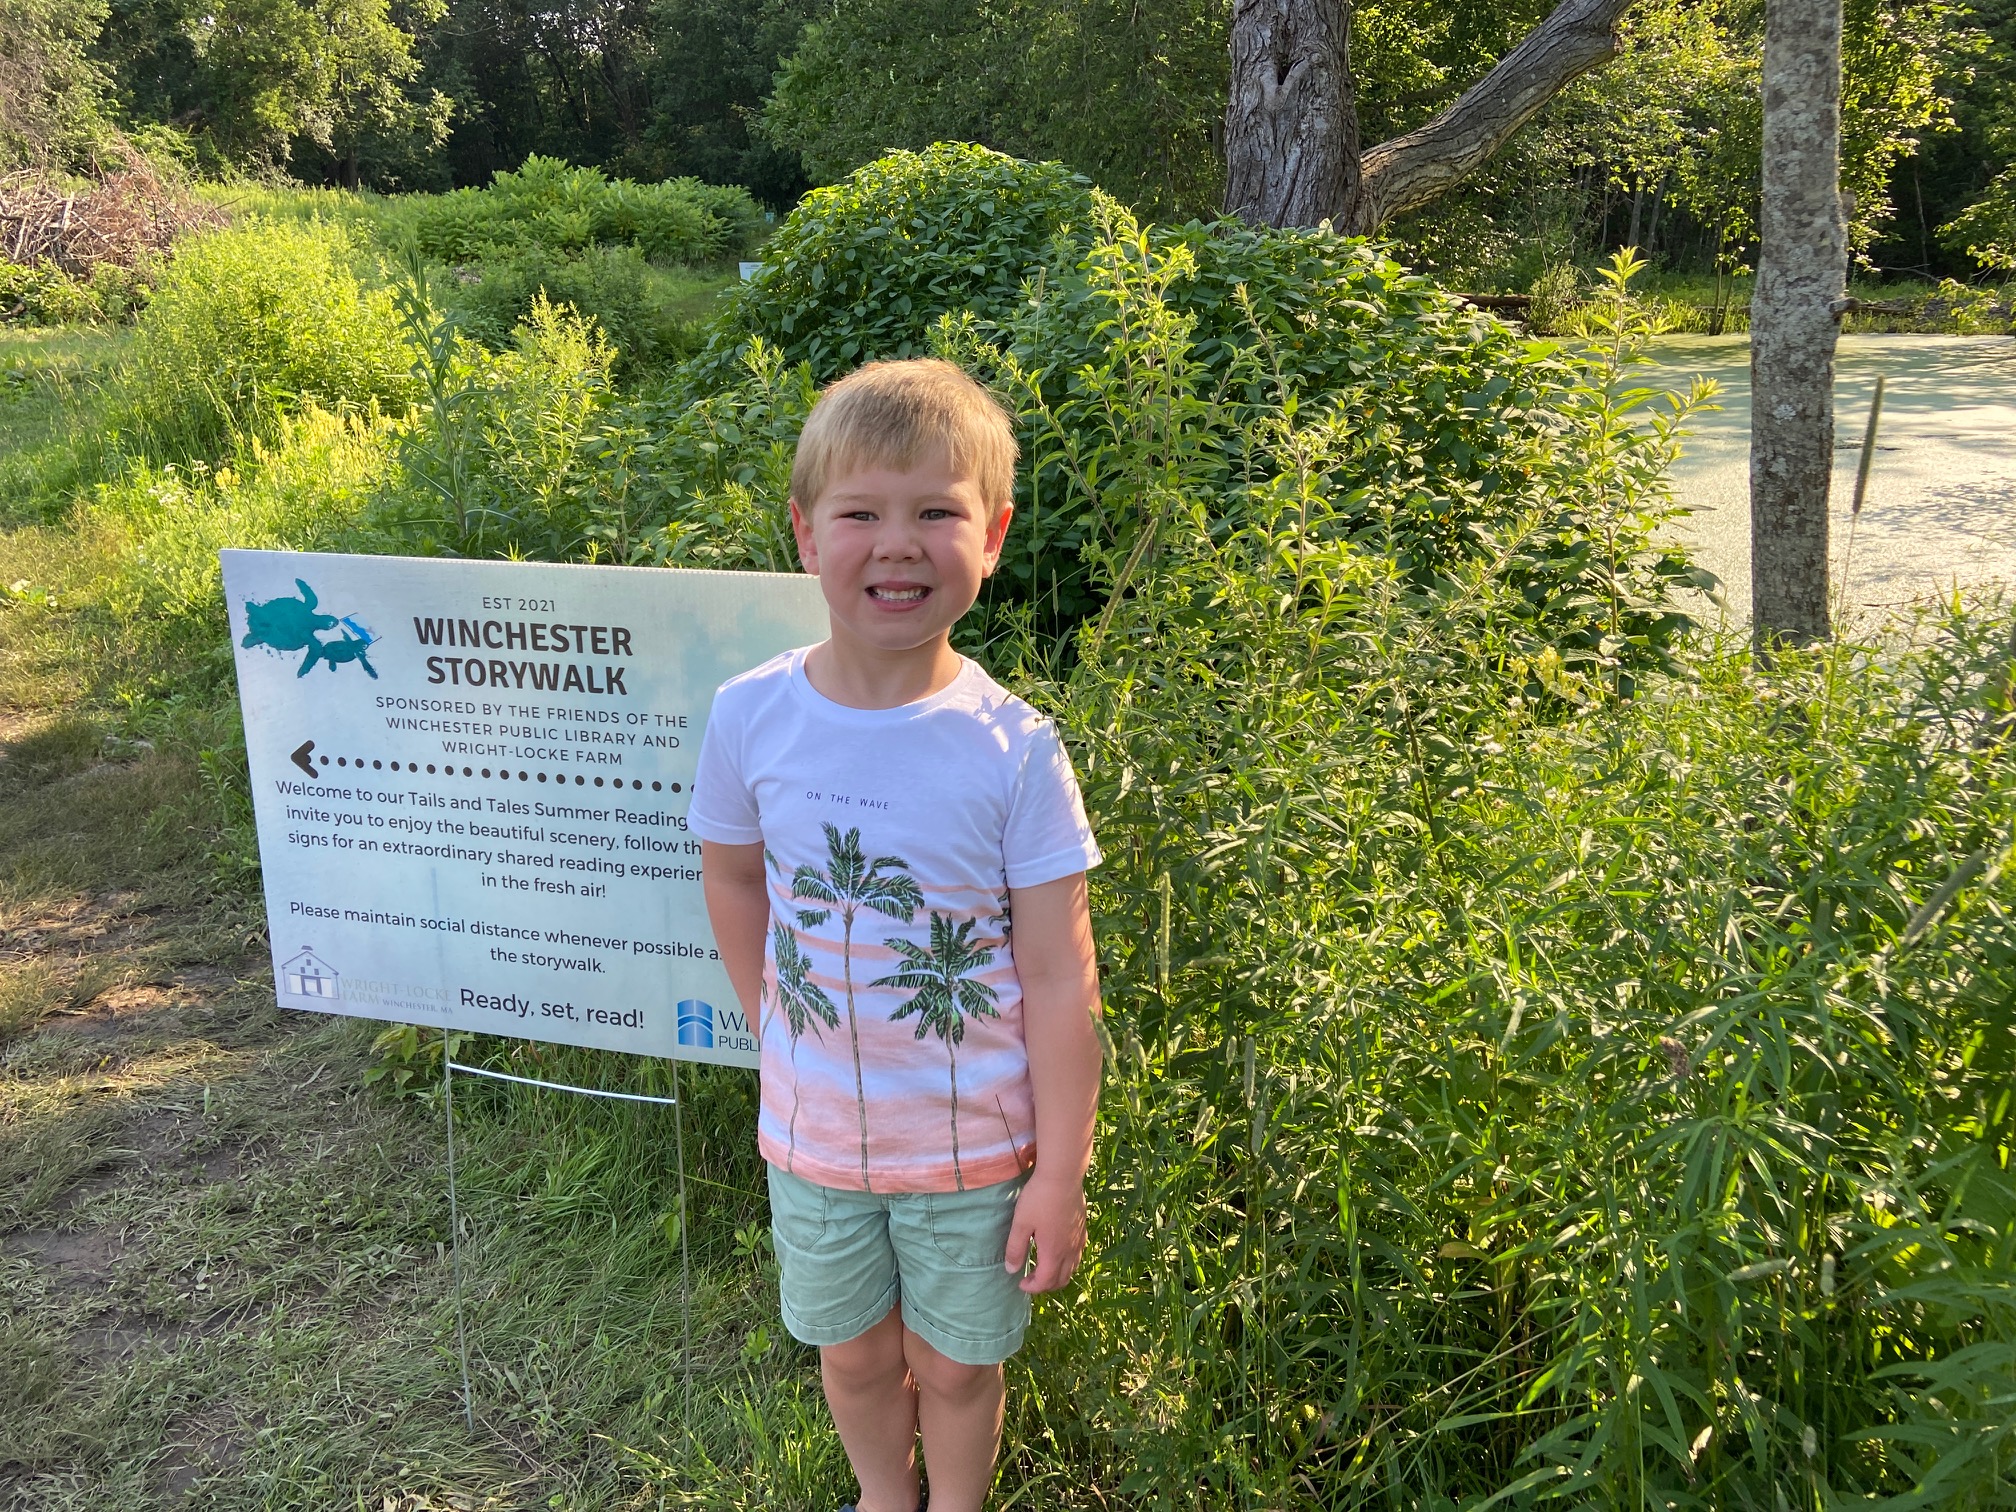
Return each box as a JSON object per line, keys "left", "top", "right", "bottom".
{"left": 1943, "top": 164, "right": 2016, "bottom": 274}
{"left": 997, "top": 504, "right": 2016, "bottom": 1503}
{"left": 81, "top": 405, "right": 395, "bottom": 670}
{"left": 681, "top": 142, "right": 1112, "bottom": 387}
{"left": 599, "top": 151, "right": 1710, "bottom": 675}
{"left": 441, "top": 243, "right": 699, "bottom": 374}
{"left": 118, "top": 220, "right": 416, "bottom": 459}
{"left": 385, "top": 292, "right": 616, "bottom": 560}
{"left": 396, "top": 155, "right": 762, "bottom": 266}
{"left": 0, "top": 258, "right": 152, "bottom": 326}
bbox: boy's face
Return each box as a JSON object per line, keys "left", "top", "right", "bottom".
{"left": 790, "top": 450, "right": 1013, "bottom": 658}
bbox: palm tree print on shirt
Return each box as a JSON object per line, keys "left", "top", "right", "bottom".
{"left": 770, "top": 919, "right": 839, "bottom": 1172}
{"left": 872, "top": 912, "right": 1002, "bottom": 1191}
{"left": 791, "top": 823, "right": 922, "bottom": 1190}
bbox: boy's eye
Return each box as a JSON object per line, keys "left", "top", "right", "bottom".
{"left": 920, "top": 508, "right": 952, "bottom": 520}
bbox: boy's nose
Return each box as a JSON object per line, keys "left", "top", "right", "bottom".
{"left": 874, "top": 524, "right": 923, "bottom": 559}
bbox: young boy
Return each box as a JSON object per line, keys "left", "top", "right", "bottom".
{"left": 691, "top": 358, "right": 1104, "bottom": 1512}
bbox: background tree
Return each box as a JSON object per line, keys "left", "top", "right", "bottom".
{"left": 0, "top": 0, "right": 116, "bottom": 169}
{"left": 1223, "top": 0, "right": 1652, "bottom": 230}
{"left": 1750, "top": 0, "right": 1847, "bottom": 646}
{"left": 85, "top": 0, "right": 450, "bottom": 176}
{"left": 761, "top": 0, "right": 1227, "bottom": 216}
{"left": 639, "top": 0, "right": 816, "bottom": 200}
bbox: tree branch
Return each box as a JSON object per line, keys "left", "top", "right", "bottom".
{"left": 1345, "top": 0, "right": 1638, "bottom": 232}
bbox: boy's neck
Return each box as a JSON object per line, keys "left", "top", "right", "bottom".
{"left": 804, "top": 631, "right": 964, "bottom": 710}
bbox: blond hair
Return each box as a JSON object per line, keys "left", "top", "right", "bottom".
{"left": 790, "top": 358, "right": 1018, "bottom": 516}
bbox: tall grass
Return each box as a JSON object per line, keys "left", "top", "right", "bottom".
{"left": 963, "top": 239, "right": 2016, "bottom": 1507}
{"left": 117, "top": 219, "right": 415, "bottom": 459}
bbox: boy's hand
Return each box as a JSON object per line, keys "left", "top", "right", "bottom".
{"left": 1005, "top": 1172, "right": 1088, "bottom": 1293}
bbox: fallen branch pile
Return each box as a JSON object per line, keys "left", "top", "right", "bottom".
{"left": 0, "top": 165, "right": 225, "bottom": 275}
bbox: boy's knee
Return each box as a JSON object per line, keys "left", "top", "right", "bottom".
{"left": 821, "top": 1317, "right": 908, "bottom": 1390}
{"left": 903, "top": 1333, "right": 1001, "bottom": 1403}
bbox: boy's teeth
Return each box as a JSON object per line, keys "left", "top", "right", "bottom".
{"left": 873, "top": 587, "right": 927, "bottom": 601}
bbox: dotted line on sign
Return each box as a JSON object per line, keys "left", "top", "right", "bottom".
{"left": 317, "top": 753, "right": 681, "bottom": 793}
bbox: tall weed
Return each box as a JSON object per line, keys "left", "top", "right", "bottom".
{"left": 82, "top": 405, "right": 396, "bottom": 668}
{"left": 966, "top": 241, "right": 2016, "bottom": 1506}
{"left": 384, "top": 292, "right": 615, "bottom": 560}
{"left": 118, "top": 219, "right": 415, "bottom": 460}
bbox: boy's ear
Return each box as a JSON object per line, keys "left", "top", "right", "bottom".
{"left": 981, "top": 502, "right": 1015, "bottom": 576}
{"left": 788, "top": 497, "right": 820, "bottom": 575}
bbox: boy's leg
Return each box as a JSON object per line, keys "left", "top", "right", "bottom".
{"left": 819, "top": 1307, "right": 922, "bottom": 1512}
{"left": 904, "top": 1323, "right": 1005, "bottom": 1512}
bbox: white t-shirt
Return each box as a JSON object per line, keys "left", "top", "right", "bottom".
{"left": 688, "top": 646, "right": 1101, "bottom": 1193}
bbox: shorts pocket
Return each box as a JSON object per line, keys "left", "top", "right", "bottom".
{"left": 924, "top": 1180, "right": 1020, "bottom": 1267}
{"left": 766, "top": 1164, "right": 829, "bottom": 1252}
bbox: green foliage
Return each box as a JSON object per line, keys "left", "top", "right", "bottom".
{"left": 0, "top": 257, "right": 155, "bottom": 326}
{"left": 761, "top": 0, "right": 1226, "bottom": 217}
{"left": 0, "top": 0, "right": 116, "bottom": 170}
{"left": 611, "top": 151, "right": 1709, "bottom": 673}
{"left": 635, "top": 0, "right": 819, "bottom": 203}
{"left": 385, "top": 287, "right": 616, "bottom": 559}
{"left": 393, "top": 155, "right": 763, "bottom": 265}
{"left": 684, "top": 144, "right": 1109, "bottom": 385}
{"left": 117, "top": 219, "right": 415, "bottom": 458}
{"left": 180, "top": 0, "right": 450, "bottom": 169}
{"left": 572, "top": 338, "right": 814, "bottom": 570}
{"left": 995, "top": 534, "right": 2016, "bottom": 1503}
{"left": 1945, "top": 164, "right": 2016, "bottom": 270}
{"left": 82, "top": 405, "right": 396, "bottom": 662}
{"left": 440, "top": 244, "right": 702, "bottom": 373}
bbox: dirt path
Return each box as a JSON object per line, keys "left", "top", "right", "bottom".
{"left": 0, "top": 705, "right": 482, "bottom": 1510}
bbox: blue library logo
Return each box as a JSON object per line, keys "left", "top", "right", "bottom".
{"left": 676, "top": 1000, "right": 714, "bottom": 1048}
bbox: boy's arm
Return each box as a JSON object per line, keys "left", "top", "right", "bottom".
{"left": 701, "top": 840, "right": 771, "bottom": 1019}
{"left": 1003, "top": 870, "right": 1102, "bottom": 1294}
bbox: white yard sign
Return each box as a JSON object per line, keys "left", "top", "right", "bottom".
{"left": 222, "top": 549, "right": 827, "bottom": 1067}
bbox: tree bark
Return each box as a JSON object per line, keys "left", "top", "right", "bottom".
{"left": 1347, "top": 0, "right": 1635, "bottom": 232}
{"left": 1222, "top": 0, "right": 1356, "bottom": 230}
{"left": 1749, "top": 0, "right": 1846, "bottom": 648}
{"left": 1223, "top": 0, "right": 1638, "bottom": 233}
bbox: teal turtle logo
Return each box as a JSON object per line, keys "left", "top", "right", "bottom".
{"left": 242, "top": 580, "right": 379, "bottom": 679}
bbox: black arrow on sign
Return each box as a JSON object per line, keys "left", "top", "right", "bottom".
{"left": 290, "top": 740, "right": 319, "bottom": 779}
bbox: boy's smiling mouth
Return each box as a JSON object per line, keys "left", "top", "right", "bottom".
{"left": 868, "top": 585, "right": 931, "bottom": 603}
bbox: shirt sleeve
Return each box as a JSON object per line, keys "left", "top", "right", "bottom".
{"left": 686, "top": 685, "right": 764, "bottom": 845}
{"left": 1001, "top": 718, "right": 1102, "bottom": 889}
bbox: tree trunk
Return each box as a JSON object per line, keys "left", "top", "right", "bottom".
{"left": 1749, "top": 0, "right": 1846, "bottom": 648}
{"left": 1222, "top": 0, "right": 1356, "bottom": 230}
{"left": 1223, "top": 0, "right": 1639, "bottom": 233}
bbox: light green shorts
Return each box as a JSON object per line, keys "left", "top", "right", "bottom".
{"left": 766, "top": 1163, "right": 1032, "bottom": 1366}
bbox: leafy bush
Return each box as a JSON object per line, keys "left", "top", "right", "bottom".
{"left": 997, "top": 499, "right": 2016, "bottom": 1502}
{"left": 118, "top": 220, "right": 415, "bottom": 458}
{"left": 597, "top": 149, "right": 1710, "bottom": 677}
{"left": 396, "top": 155, "right": 763, "bottom": 266}
{"left": 385, "top": 291, "right": 616, "bottom": 561}
{"left": 440, "top": 243, "right": 700, "bottom": 374}
{"left": 81, "top": 405, "right": 395, "bottom": 666}
{"left": 0, "top": 257, "right": 152, "bottom": 325}
{"left": 1943, "top": 165, "right": 2016, "bottom": 274}
{"left": 681, "top": 142, "right": 1111, "bottom": 387}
